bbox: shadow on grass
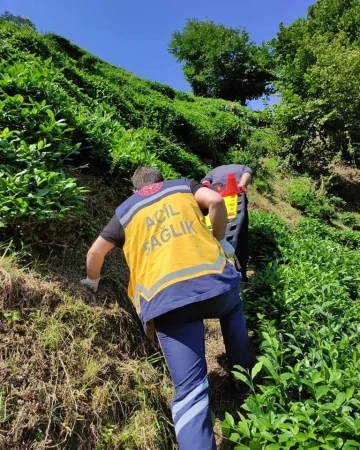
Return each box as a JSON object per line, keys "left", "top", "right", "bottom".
{"left": 332, "top": 171, "right": 360, "bottom": 214}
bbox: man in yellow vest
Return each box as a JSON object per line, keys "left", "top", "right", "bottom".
{"left": 81, "top": 167, "right": 254, "bottom": 450}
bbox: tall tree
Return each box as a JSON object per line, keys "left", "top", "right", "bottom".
{"left": 272, "top": 0, "right": 360, "bottom": 173}
{"left": 168, "top": 19, "right": 274, "bottom": 104}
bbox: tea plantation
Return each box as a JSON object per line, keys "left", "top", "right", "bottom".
{"left": 1, "top": 11, "right": 360, "bottom": 450}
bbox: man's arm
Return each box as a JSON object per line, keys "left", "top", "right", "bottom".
{"left": 194, "top": 186, "right": 227, "bottom": 240}
{"left": 86, "top": 236, "right": 114, "bottom": 280}
{"left": 81, "top": 214, "right": 125, "bottom": 292}
{"left": 238, "top": 171, "right": 252, "bottom": 189}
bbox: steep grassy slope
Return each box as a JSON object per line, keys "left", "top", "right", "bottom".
{"left": 0, "top": 254, "right": 174, "bottom": 450}
{"left": 1, "top": 17, "right": 360, "bottom": 450}
{"left": 0, "top": 19, "right": 273, "bottom": 450}
{"left": 0, "top": 174, "right": 177, "bottom": 450}
{"left": 0, "top": 20, "right": 274, "bottom": 450}
{"left": 0, "top": 19, "right": 273, "bottom": 245}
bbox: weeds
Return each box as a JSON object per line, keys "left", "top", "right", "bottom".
{"left": 287, "top": 176, "right": 336, "bottom": 220}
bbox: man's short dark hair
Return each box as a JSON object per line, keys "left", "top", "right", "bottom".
{"left": 132, "top": 167, "right": 164, "bottom": 190}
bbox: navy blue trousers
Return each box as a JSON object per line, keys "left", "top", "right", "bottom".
{"left": 154, "top": 288, "right": 252, "bottom": 450}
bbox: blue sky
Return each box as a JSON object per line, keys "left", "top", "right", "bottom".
{"left": 1, "top": 0, "right": 315, "bottom": 108}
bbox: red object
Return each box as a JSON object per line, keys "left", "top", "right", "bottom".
{"left": 238, "top": 185, "right": 247, "bottom": 194}
{"left": 225, "top": 173, "right": 238, "bottom": 196}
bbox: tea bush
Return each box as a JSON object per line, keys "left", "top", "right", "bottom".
{"left": 339, "top": 212, "right": 360, "bottom": 230}
{"left": 0, "top": 19, "right": 264, "bottom": 242}
{"left": 0, "top": 129, "right": 85, "bottom": 229}
{"left": 248, "top": 212, "right": 291, "bottom": 268}
{"left": 295, "top": 218, "right": 360, "bottom": 251}
{"left": 223, "top": 214, "right": 360, "bottom": 449}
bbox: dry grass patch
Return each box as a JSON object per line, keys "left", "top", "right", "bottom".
{"left": 0, "top": 255, "right": 174, "bottom": 450}
{"left": 247, "top": 181, "right": 302, "bottom": 226}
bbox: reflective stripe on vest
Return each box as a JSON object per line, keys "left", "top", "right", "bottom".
{"left": 135, "top": 252, "right": 225, "bottom": 302}
{"left": 120, "top": 185, "right": 191, "bottom": 228}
